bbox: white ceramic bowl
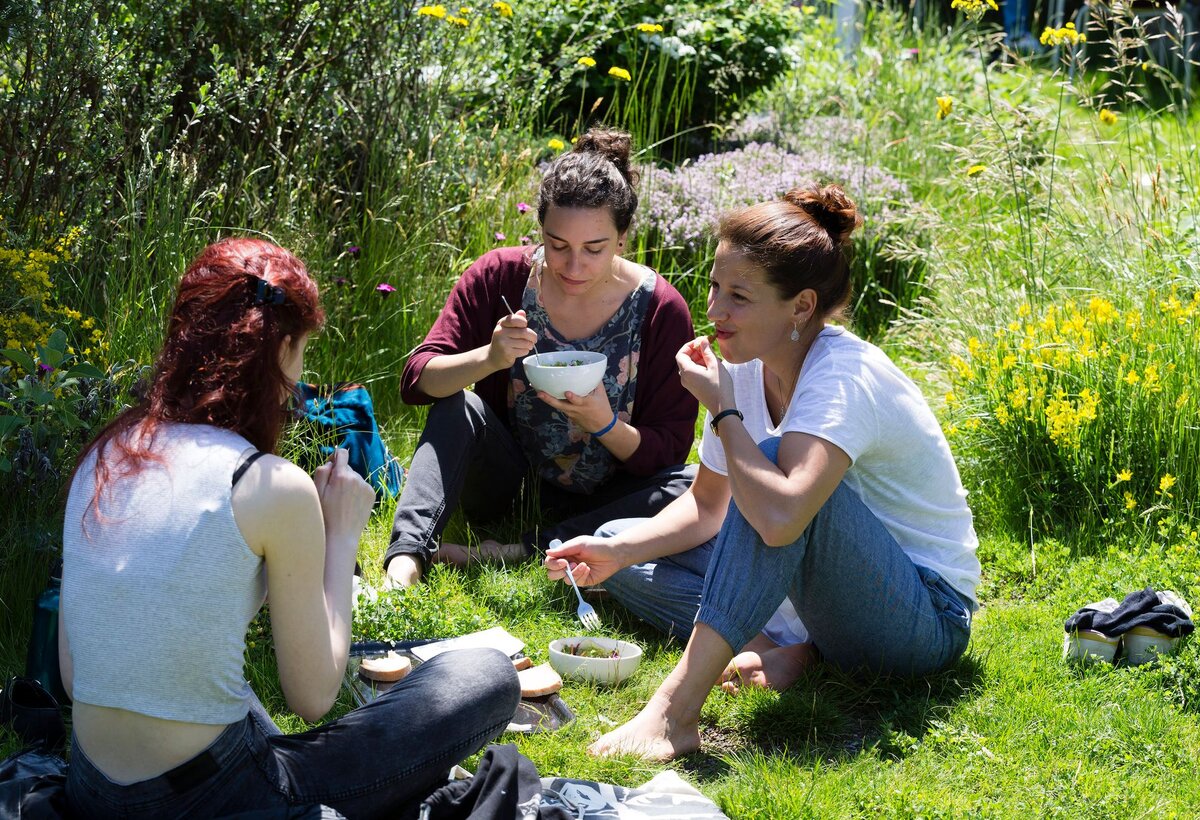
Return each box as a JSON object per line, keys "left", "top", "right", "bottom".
{"left": 523, "top": 351, "right": 607, "bottom": 400}
{"left": 548, "top": 637, "right": 642, "bottom": 686}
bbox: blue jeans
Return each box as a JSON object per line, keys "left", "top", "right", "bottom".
{"left": 604, "top": 439, "right": 972, "bottom": 676}
{"left": 66, "top": 649, "right": 521, "bottom": 819}
{"left": 385, "top": 390, "right": 694, "bottom": 568}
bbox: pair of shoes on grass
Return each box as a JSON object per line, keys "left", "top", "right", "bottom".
{"left": 1063, "top": 587, "right": 1193, "bottom": 665}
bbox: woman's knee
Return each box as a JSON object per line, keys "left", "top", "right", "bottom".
{"left": 593, "top": 517, "right": 647, "bottom": 539}
{"left": 440, "top": 648, "right": 520, "bottom": 721}
{"left": 426, "top": 390, "right": 489, "bottom": 433}
{"left": 756, "top": 436, "right": 783, "bottom": 462}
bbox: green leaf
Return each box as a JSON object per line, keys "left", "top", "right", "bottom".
{"left": 0, "top": 348, "right": 36, "bottom": 373}
{"left": 0, "top": 415, "right": 28, "bottom": 438}
{"left": 64, "top": 363, "right": 106, "bottom": 379}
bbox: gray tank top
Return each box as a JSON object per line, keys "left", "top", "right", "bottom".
{"left": 62, "top": 422, "right": 267, "bottom": 725}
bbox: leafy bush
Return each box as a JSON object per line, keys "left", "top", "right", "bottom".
{"left": 947, "top": 291, "right": 1200, "bottom": 535}
{"left": 491, "top": 0, "right": 803, "bottom": 143}
{"left": 0, "top": 330, "right": 132, "bottom": 499}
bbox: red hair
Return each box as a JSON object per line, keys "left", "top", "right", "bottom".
{"left": 76, "top": 237, "right": 324, "bottom": 523}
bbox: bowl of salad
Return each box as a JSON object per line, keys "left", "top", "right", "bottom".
{"left": 523, "top": 351, "right": 607, "bottom": 400}
{"left": 548, "top": 637, "right": 642, "bottom": 685}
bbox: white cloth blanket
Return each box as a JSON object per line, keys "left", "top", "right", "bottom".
{"left": 540, "top": 770, "right": 729, "bottom": 819}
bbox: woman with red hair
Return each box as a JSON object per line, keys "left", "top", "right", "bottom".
{"left": 60, "top": 238, "right": 519, "bottom": 817}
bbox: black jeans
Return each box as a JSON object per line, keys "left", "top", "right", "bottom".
{"left": 65, "top": 649, "right": 520, "bottom": 819}
{"left": 384, "top": 390, "right": 696, "bottom": 570}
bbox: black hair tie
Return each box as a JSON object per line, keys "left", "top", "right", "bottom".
{"left": 252, "top": 277, "right": 286, "bottom": 306}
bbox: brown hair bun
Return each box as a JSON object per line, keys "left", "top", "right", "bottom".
{"left": 572, "top": 127, "right": 639, "bottom": 187}
{"left": 783, "top": 185, "right": 862, "bottom": 247}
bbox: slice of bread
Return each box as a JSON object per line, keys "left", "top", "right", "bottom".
{"left": 512, "top": 656, "right": 533, "bottom": 671}
{"left": 360, "top": 652, "right": 412, "bottom": 682}
{"left": 518, "top": 663, "right": 562, "bottom": 698}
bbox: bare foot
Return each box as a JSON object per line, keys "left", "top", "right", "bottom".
{"left": 718, "top": 643, "right": 817, "bottom": 694}
{"left": 383, "top": 555, "right": 423, "bottom": 590}
{"left": 587, "top": 698, "right": 701, "bottom": 761}
{"left": 433, "top": 540, "right": 528, "bottom": 567}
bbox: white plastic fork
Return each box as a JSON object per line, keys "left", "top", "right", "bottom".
{"left": 550, "top": 538, "right": 601, "bottom": 630}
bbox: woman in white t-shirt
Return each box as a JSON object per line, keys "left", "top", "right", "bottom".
{"left": 544, "top": 185, "right": 979, "bottom": 760}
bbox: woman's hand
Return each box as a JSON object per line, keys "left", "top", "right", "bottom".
{"left": 313, "top": 448, "right": 375, "bottom": 556}
{"left": 536, "top": 384, "right": 616, "bottom": 433}
{"left": 487, "top": 309, "right": 538, "bottom": 371}
{"left": 675, "top": 337, "right": 735, "bottom": 415}
{"left": 544, "top": 537, "right": 625, "bottom": 586}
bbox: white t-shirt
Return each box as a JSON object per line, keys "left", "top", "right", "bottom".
{"left": 699, "top": 326, "right": 980, "bottom": 645}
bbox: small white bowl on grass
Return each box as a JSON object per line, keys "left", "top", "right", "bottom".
{"left": 523, "top": 351, "right": 607, "bottom": 400}
{"left": 548, "top": 637, "right": 642, "bottom": 686}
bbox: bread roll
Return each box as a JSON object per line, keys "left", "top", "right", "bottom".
{"left": 360, "top": 652, "right": 412, "bottom": 682}
{"left": 518, "top": 663, "right": 562, "bottom": 698}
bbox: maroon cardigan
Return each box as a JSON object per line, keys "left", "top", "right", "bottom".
{"left": 401, "top": 246, "right": 698, "bottom": 477}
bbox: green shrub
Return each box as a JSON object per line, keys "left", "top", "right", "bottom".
{"left": 947, "top": 291, "right": 1200, "bottom": 536}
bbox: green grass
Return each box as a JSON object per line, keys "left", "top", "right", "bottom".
{"left": 4, "top": 1, "right": 1200, "bottom": 815}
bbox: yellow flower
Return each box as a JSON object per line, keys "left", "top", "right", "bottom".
{"left": 1116, "top": 469, "right": 1132, "bottom": 482}
{"left": 636, "top": 22, "right": 664, "bottom": 33}
{"left": 459, "top": 6, "right": 471, "bottom": 13}
{"left": 577, "top": 56, "right": 596, "bottom": 67}
{"left": 418, "top": 4, "right": 447, "bottom": 17}
{"left": 1099, "top": 108, "right": 1118, "bottom": 126}
{"left": 1040, "top": 22, "right": 1086, "bottom": 46}
{"left": 1159, "top": 474, "right": 1176, "bottom": 495}
{"left": 1124, "top": 492, "right": 1137, "bottom": 511}
{"left": 547, "top": 137, "right": 566, "bottom": 151}
{"left": 608, "top": 66, "right": 632, "bottom": 82}
{"left": 936, "top": 95, "right": 954, "bottom": 120}
{"left": 1122, "top": 369, "right": 1140, "bottom": 385}
{"left": 447, "top": 15, "right": 468, "bottom": 25}
{"left": 492, "top": 1, "right": 513, "bottom": 16}
{"left": 801, "top": 4, "right": 817, "bottom": 11}
{"left": 950, "top": 0, "right": 997, "bottom": 21}
{"left": 966, "top": 164, "right": 986, "bottom": 177}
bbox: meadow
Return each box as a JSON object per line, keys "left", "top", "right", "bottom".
{"left": 3, "top": 0, "right": 1200, "bottom": 814}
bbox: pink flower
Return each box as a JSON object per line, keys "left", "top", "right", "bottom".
{"left": 346, "top": 245, "right": 361, "bottom": 256}
{"left": 616, "top": 350, "right": 639, "bottom": 387}
{"left": 334, "top": 276, "right": 350, "bottom": 286}
{"left": 376, "top": 283, "right": 396, "bottom": 294}
{"left": 519, "top": 235, "right": 532, "bottom": 245}
{"left": 494, "top": 232, "right": 506, "bottom": 242}
{"left": 517, "top": 202, "right": 531, "bottom": 214}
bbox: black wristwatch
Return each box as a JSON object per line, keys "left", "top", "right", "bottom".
{"left": 709, "top": 408, "right": 744, "bottom": 436}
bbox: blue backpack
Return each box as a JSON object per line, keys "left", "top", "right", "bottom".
{"left": 295, "top": 382, "right": 405, "bottom": 501}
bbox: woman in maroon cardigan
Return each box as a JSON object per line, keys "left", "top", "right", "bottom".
{"left": 385, "top": 128, "right": 699, "bottom": 588}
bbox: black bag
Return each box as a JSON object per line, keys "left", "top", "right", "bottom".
{"left": 0, "top": 748, "right": 68, "bottom": 820}
{"left": 0, "top": 679, "right": 65, "bottom": 756}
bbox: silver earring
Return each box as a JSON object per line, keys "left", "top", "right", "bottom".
{"left": 790, "top": 325, "right": 801, "bottom": 342}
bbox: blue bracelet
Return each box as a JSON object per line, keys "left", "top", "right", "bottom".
{"left": 594, "top": 412, "right": 619, "bottom": 437}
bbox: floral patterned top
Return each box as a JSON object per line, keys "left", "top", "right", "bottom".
{"left": 508, "top": 254, "right": 656, "bottom": 494}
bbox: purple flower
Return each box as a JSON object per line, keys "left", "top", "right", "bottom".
{"left": 519, "top": 235, "right": 532, "bottom": 245}
{"left": 376, "top": 283, "right": 396, "bottom": 294}
{"left": 637, "top": 142, "right": 909, "bottom": 253}
{"left": 38, "top": 363, "right": 54, "bottom": 374}
{"left": 346, "top": 245, "right": 361, "bottom": 256}
{"left": 334, "top": 276, "right": 352, "bottom": 287}
{"left": 494, "top": 232, "right": 506, "bottom": 242}
{"left": 516, "top": 202, "right": 531, "bottom": 214}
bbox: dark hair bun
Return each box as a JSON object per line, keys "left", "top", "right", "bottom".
{"left": 783, "top": 185, "right": 862, "bottom": 247}
{"left": 573, "top": 127, "right": 639, "bottom": 187}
